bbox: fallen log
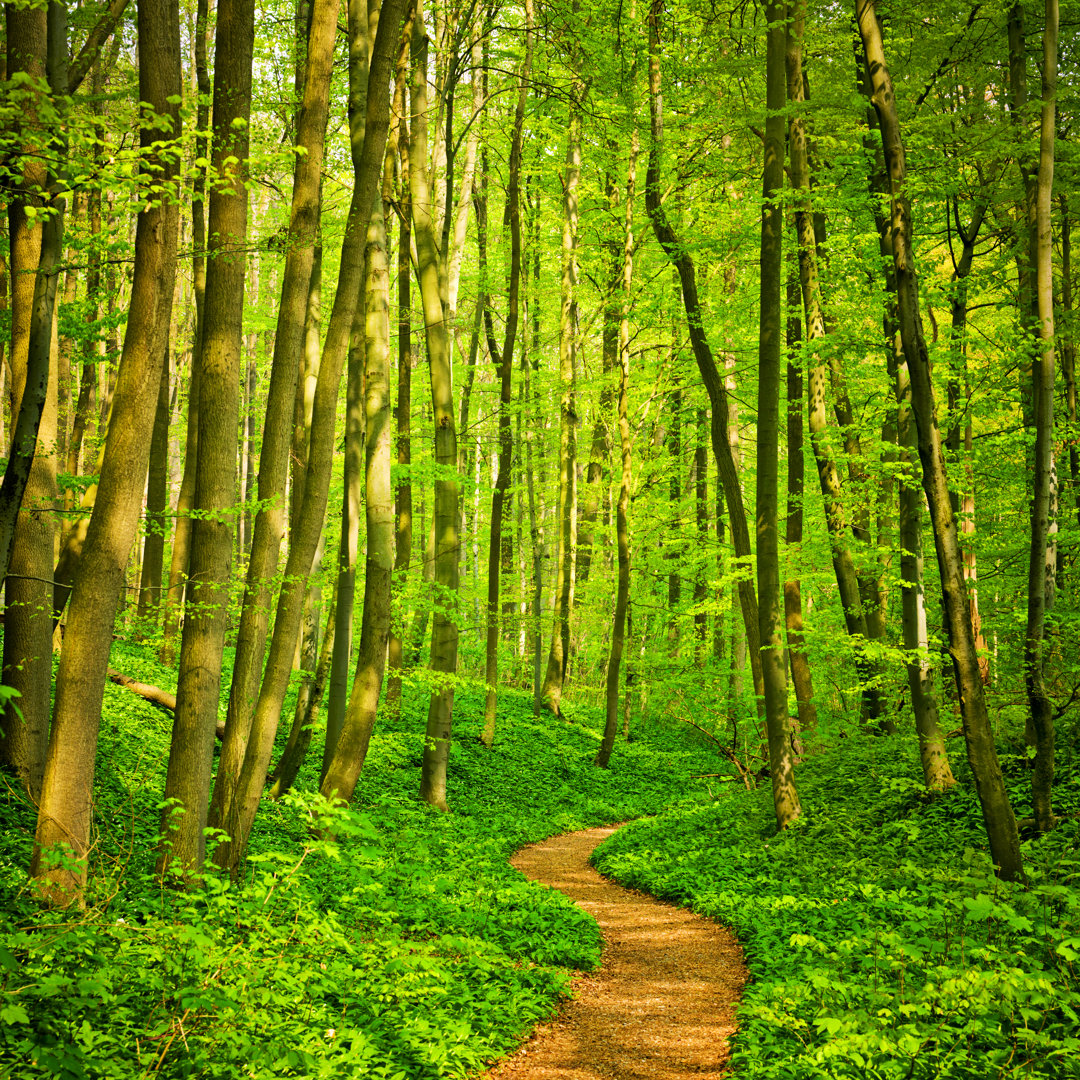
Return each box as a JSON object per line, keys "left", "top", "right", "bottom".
{"left": 106, "top": 667, "right": 225, "bottom": 740}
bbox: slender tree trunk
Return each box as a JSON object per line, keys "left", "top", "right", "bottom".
{"left": 758, "top": 1, "right": 800, "bottom": 829}
{"left": 645, "top": 0, "right": 763, "bottom": 707}
{"left": 1025, "top": 0, "right": 1058, "bottom": 835}
{"left": 857, "top": 0, "right": 1022, "bottom": 881}
{"left": 320, "top": 195, "right": 394, "bottom": 806}
{"left": 269, "top": 592, "right": 336, "bottom": 799}
{"left": 1062, "top": 195, "right": 1079, "bottom": 533}
{"left": 385, "top": 27, "right": 413, "bottom": 716}
{"left": 413, "top": 0, "right": 460, "bottom": 811}
{"left": 788, "top": 24, "right": 879, "bottom": 723}
{"left": 216, "top": 0, "right": 407, "bottom": 869}
{"left": 159, "top": 0, "right": 254, "bottom": 877}
{"left": 898, "top": 346, "right": 955, "bottom": 791}
{"left": 480, "top": 0, "right": 530, "bottom": 747}
{"left": 136, "top": 350, "right": 170, "bottom": 623}
{"left": 213, "top": 0, "right": 338, "bottom": 833}
{"left": 597, "top": 130, "right": 636, "bottom": 770}
{"left": 32, "top": 0, "right": 180, "bottom": 902}
{"left": 525, "top": 178, "right": 544, "bottom": 713}
{"left": 0, "top": 4, "right": 53, "bottom": 590}
{"left": 783, "top": 266, "right": 817, "bottom": 732}
{"left": 692, "top": 408, "right": 708, "bottom": 664}
{"left": 0, "top": 1, "right": 52, "bottom": 800}
{"left": 859, "top": 59, "right": 951, "bottom": 782}
{"left": 540, "top": 29, "right": 582, "bottom": 717}
{"left": 321, "top": 0, "right": 371, "bottom": 768}
{"left": 160, "top": 0, "right": 210, "bottom": 665}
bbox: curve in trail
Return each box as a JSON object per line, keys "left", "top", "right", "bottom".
{"left": 483, "top": 825, "right": 748, "bottom": 1080}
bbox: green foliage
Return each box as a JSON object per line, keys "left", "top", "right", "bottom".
{"left": 593, "top": 734, "right": 1080, "bottom": 1080}
{"left": 0, "top": 646, "right": 720, "bottom": 1080}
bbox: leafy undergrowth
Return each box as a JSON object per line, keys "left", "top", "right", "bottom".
{"left": 593, "top": 730, "right": 1080, "bottom": 1080}
{"left": 0, "top": 641, "right": 721, "bottom": 1080}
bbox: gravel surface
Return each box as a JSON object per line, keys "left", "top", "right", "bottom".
{"left": 482, "top": 825, "right": 747, "bottom": 1079}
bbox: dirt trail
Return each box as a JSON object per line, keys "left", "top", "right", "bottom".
{"left": 482, "top": 825, "right": 748, "bottom": 1080}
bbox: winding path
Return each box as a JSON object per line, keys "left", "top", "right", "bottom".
{"left": 483, "top": 826, "right": 748, "bottom": 1080}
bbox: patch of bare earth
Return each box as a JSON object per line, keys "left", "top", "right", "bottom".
{"left": 482, "top": 825, "right": 748, "bottom": 1080}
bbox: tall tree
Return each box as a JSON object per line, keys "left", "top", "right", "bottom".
{"left": 757, "top": 0, "right": 800, "bottom": 830}
{"left": 645, "top": 0, "right": 764, "bottom": 709}
{"left": 480, "top": 0, "right": 530, "bottom": 747}
{"left": 413, "top": 0, "right": 461, "bottom": 810}
{"left": 0, "top": 1, "right": 52, "bottom": 801}
{"left": 215, "top": 0, "right": 408, "bottom": 868}
{"left": 212, "top": 0, "right": 339, "bottom": 842}
{"left": 1025, "top": 0, "right": 1058, "bottom": 835}
{"left": 856, "top": 0, "right": 1023, "bottom": 881}
{"left": 31, "top": 0, "right": 182, "bottom": 903}
{"left": 596, "top": 126, "right": 637, "bottom": 770}
{"left": 540, "top": 8, "right": 583, "bottom": 718}
{"left": 159, "top": 0, "right": 256, "bottom": 877}
{"left": 319, "top": 185, "right": 394, "bottom": 806}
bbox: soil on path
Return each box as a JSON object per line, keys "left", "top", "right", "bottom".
{"left": 483, "top": 825, "right": 748, "bottom": 1080}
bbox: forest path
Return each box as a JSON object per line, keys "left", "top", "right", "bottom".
{"left": 482, "top": 825, "right": 748, "bottom": 1080}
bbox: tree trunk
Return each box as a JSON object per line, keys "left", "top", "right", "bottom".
{"left": 597, "top": 129, "right": 636, "bottom": 770}
{"left": 213, "top": 0, "right": 337, "bottom": 835}
{"left": 31, "top": 0, "right": 180, "bottom": 903}
{"left": 215, "top": 0, "right": 407, "bottom": 869}
{"left": 758, "top": 0, "right": 800, "bottom": 830}
{"left": 856, "top": 0, "right": 1022, "bottom": 881}
{"left": 413, "top": 0, "right": 461, "bottom": 811}
{"left": 787, "top": 22, "right": 879, "bottom": 724}
{"left": 540, "top": 31, "right": 582, "bottom": 718}
{"left": 160, "top": 0, "right": 210, "bottom": 666}
{"left": 783, "top": 267, "right": 817, "bottom": 732}
{"left": 136, "top": 350, "right": 170, "bottom": 623}
{"left": 1025, "top": 0, "right": 1058, "bottom": 835}
{"left": 480, "top": 0, "right": 529, "bottom": 747}
{"left": 269, "top": 593, "right": 336, "bottom": 799}
{"left": 385, "top": 78, "right": 413, "bottom": 714}
{"left": 0, "top": 1, "right": 52, "bottom": 801}
{"left": 645, "top": 0, "right": 763, "bottom": 709}
{"left": 159, "top": 0, "right": 254, "bottom": 878}
{"left": 319, "top": 196, "right": 394, "bottom": 806}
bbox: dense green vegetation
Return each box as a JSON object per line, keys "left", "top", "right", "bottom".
{"left": 0, "top": 641, "right": 721, "bottom": 1079}
{"left": 599, "top": 727, "right": 1080, "bottom": 1079}
{"left": 3, "top": 637, "right": 1079, "bottom": 1078}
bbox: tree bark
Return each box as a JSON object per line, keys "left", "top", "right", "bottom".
{"left": 1025, "top": 0, "right": 1058, "bottom": 835}
{"left": 160, "top": 0, "right": 210, "bottom": 665}
{"left": 136, "top": 350, "right": 170, "bottom": 623}
{"left": 597, "top": 130, "right": 636, "bottom": 769}
{"left": 31, "top": 0, "right": 181, "bottom": 903}
{"left": 215, "top": 0, "right": 407, "bottom": 869}
{"left": 269, "top": 593, "right": 336, "bottom": 799}
{"left": 645, "top": 0, "right": 763, "bottom": 709}
{"left": 214, "top": 0, "right": 338, "bottom": 833}
{"left": 758, "top": 0, "right": 800, "bottom": 830}
{"left": 540, "top": 23, "right": 582, "bottom": 718}
{"left": 159, "top": 0, "right": 254, "bottom": 878}
{"left": 319, "top": 195, "right": 394, "bottom": 806}
{"left": 480, "top": 0, "right": 530, "bottom": 747}
{"left": 856, "top": 0, "right": 1023, "bottom": 881}
{"left": 787, "top": 20, "right": 880, "bottom": 724}
{"left": 783, "top": 264, "right": 817, "bottom": 733}
{"left": 413, "top": 0, "right": 460, "bottom": 811}
{"left": 385, "top": 66, "right": 413, "bottom": 714}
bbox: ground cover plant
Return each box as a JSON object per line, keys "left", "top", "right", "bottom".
{"left": 594, "top": 726, "right": 1080, "bottom": 1080}
{"left": 0, "top": 641, "right": 721, "bottom": 1080}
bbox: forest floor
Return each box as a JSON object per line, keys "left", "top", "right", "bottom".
{"left": 483, "top": 825, "right": 748, "bottom": 1080}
